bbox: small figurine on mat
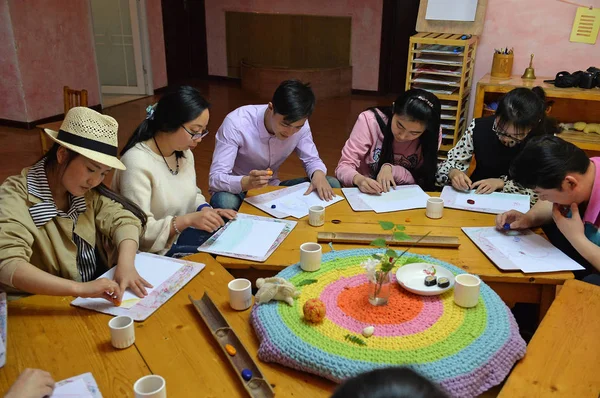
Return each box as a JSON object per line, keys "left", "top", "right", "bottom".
{"left": 255, "top": 277, "right": 300, "bottom": 306}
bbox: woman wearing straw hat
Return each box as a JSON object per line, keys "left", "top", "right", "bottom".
{"left": 0, "top": 107, "right": 150, "bottom": 305}
{"left": 114, "top": 86, "right": 236, "bottom": 257}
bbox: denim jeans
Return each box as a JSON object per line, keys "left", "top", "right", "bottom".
{"left": 165, "top": 227, "right": 214, "bottom": 258}
{"left": 209, "top": 176, "right": 341, "bottom": 211}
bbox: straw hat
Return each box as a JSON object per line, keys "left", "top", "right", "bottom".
{"left": 44, "top": 107, "right": 125, "bottom": 170}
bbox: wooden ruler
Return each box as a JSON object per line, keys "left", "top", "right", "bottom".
{"left": 317, "top": 232, "right": 460, "bottom": 248}
{"left": 190, "top": 294, "right": 274, "bottom": 398}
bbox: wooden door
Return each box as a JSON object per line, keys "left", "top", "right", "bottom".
{"left": 161, "top": 0, "right": 209, "bottom": 84}
{"left": 378, "top": 0, "right": 420, "bottom": 94}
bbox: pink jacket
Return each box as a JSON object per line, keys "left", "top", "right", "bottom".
{"left": 335, "top": 110, "right": 441, "bottom": 187}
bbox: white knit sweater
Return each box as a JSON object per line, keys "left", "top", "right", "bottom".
{"left": 113, "top": 142, "right": 207, "bottom": 254}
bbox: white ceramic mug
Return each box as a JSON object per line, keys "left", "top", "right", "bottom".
{"left": 108, "top": 315, "right": 135, "bottom": 349}
{"left": 308, "top": 205, "right": 325, "bottom": 227}
{"left": 300, "top": 242, "right": 322, "bottom": 272}
{"left": 454, "top": 274, "right": 481, "bottom": 308}
{"left": 134, "top": 375, "right": 167, "bottom": 398}
{"left": 426, "top": 197, "right": 444, "bottom": 219}
{"left": 228, "top": 278, "right": 253, "bottom": 310}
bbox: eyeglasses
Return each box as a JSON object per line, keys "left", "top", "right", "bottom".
{"left": 492, "top": 119, "right": 528, "bottom": 147}
{"left": 182, "top": 125, "right": 209, "bottom": 140}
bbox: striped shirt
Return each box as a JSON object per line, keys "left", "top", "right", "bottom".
{"left": 27, "top": 160, "right": 97, "bottom": 281}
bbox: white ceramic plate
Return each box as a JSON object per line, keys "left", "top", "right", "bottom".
{"left": 395, "top": 263, "right": 455, "bottom": 296}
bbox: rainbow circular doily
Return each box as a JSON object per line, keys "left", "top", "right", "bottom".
{"left": 251, "top": 249, "right": 526, "bottom": 398}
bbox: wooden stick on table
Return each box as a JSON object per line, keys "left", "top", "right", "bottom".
{"left": 317, "top": 232, "right": 460, "bottom": 248}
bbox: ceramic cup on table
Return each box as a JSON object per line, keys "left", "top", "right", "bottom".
{"left": 308, "top": 205, "right": 325, "bottom": 227}
{"left": 426, "top": 197, "right": 444, "bottom": 219}
{"left": 108, "top": 315, "right": 135, "bottom": 349}
{"left": 228, "top": 278, "right": 253, "bottom": 311}
{"left": 134, "top": 375, "right": 167, "bottom": 398}
{"left": 300, "top": 242, "right": 322, "bottom": 272}
{"left": 454, "top": 274, "right": 481, "bottom": 308}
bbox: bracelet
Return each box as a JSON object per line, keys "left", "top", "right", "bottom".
{"left": 172, "top": 216, "right": 182, "bottom": 234}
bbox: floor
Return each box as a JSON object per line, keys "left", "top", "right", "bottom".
{"left": 0, "top": 80, "right": 395, "bottom": 193}
{"left": 102, "top": 94, "right": 148, "bottom": 108}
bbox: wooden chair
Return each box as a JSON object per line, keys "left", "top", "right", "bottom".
{"left": 40, "top": 86, "right": 88, "bottom": 154}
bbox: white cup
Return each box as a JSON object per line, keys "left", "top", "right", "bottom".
{"left": 300, "top": 242, "right": 322, "bottom": 272}
{"left": 134, "top": 375, "right": 167, "bottom": 398}
{"left": 108, "top": 315, "right": 135, "bottom": 349}
{"left": 308, "top": 205, "right": 325, "bottom": 227}
{"left": 454, "top": 274, "right": 481, "bottom": 308}
{"left": 228, "top": 278, "right": 253, "bottom": 310}
{"left": 426, "top": 197, "right": 444, "bottom": 219}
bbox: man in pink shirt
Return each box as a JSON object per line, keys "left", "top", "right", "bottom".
{"left": 497, "top": 136, "right": 600, "bottom": 285}
{"left": 209, "top": 80, "right": 340, "bottom": 210}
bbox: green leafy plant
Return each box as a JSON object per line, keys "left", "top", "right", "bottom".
{"left": 344, "top": 334, "right": 367, "bottom": 346}
{"left": 362, "top": 222, "right": 431, "bottom": 300}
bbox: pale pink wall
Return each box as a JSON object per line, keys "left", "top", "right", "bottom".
{"left": 204, "top": 0, "right": 383, "bottom": 91}
{"left": 0, "top": 0, "right": 27, "bottom": 121}
{"left": 470, "top": 0, "right": 599, "bottom": 118}
{"left": 6, "top": 0, "right": 101, "bottom": 122}
{"left": 146, "top": 0, "right": 168, "bottom": 89}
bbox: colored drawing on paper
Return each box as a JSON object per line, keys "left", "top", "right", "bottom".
{"left": 71, "top": 253, "right": 205, "bottom": 321}
{"left": 52, "top": 373, "right": 101, "bottom": 398}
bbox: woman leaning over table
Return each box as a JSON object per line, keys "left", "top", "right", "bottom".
{"left": 0, "top": 107, "right": 150, "bottom": 305}
{"left": 113, "top": 86, "right": 236, "bottom": 258}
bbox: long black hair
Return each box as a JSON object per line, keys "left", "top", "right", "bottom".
{"left": 121, "top": 85, "right": 211, "bottom": 158}
{"left": 43, "top": 144, "right": 147, "bottom": 228}
{"left": 496, "top": 86, "right": 558, "bottom": 137}
{"left": 370, "top": 89, "right": 441, "bottom": 191}
{"left": 332, "top": 367, "right": 448, "bottom": 398}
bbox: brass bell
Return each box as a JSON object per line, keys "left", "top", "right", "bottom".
{"left": 521, "top": 54, "right": 536, "bottom": 80}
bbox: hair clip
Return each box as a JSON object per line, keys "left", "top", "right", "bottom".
{"left": 145, "top": 104, "right": 157, "bottom": 120}
{"left": 416, "top": 96, "right": 434, "bottom": 109}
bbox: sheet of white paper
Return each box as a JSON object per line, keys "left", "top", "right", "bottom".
{"left": 425, "top": 0, "right": 478, "bottom": 21}
{"left": 51, "top": 378, "right": 93, "bottom": 398}
{"left": 485, "top": 234, "right": 585, "bottom": 273}
{"left": 342, "top": 188, "right": 371, "bottom": 211}
{"left": 81, "top": 253, "right": 183, "bottom": 309}
{"left": 462, "top": 227, "right": 585, "bottom": 273}
{"left": 441, "top": 186, "right": 530, "bottom": 214}
{"left": 0, "top": 292, "right": 5, "bottom": 367}
{"left": 244, "top": 182, "right": 344, "bottom": 218}
{"left": 360, "top": 185, "right": 430, "bottom": 213}
{"left": 209, "top": 217, "right": 287, "bottom": 259}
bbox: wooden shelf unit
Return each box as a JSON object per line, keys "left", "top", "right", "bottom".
{"left": 473, "top": 74, "right": 600, "bottom": 153}
{"left": 405, "top": 32, "right": 478, "bottom": 156}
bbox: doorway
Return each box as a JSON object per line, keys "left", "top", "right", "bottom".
{"left": 161, "top": 0, "right": 209, "bottom": 85}
{"left": 90, "top": 0, "right": 150, "bottom": 98}
{"left": 378, "top": 0, "right": 420, "bottom": 94}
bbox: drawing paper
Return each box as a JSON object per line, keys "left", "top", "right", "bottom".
{"left": 359, "top": 185, "right": 430, "bottom": 213}
{"left": 441, "top": 186, "right": 530, "bottom": 214}
{"left": 244, "top": 182, "right": 344, "bottom": 218}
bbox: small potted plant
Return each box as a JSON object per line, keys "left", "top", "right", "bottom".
{"left": 361, "top": 221, "right": 429, "bottom": 306}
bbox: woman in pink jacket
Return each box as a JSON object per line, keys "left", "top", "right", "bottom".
{"left": 336, "top": 89, "right": 441, "bottom": 193}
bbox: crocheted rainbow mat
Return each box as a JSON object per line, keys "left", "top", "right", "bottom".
{"left": 250, "top": 249, "right": 526, "bottom": 398}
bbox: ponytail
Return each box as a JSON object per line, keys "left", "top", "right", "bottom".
{"left": 121, "top": 86, "right": 211, "bottom": 158}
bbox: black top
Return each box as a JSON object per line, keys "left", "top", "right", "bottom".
{"left": 471, "top": 116, "right": 525, "bottom": 183}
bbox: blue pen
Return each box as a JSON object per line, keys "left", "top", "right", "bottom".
{"left": 503, "top": 223, "right": 511, "bottom": 230}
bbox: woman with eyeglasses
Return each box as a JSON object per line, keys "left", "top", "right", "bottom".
{"left": 436, "top": 87, "right": 557, "bottom": 203}
{"left": 114, "top": 86, "right": 237, "bottom": 257}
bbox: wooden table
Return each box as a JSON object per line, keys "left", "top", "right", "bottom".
{"left": 0, "top": 295, "right": 150, "bottom": 395}
{"left": 0, "top": 254, "right": 334, "bottom": 397}
{"left": 473, "top": 74, "right": 600, "bottom": 152}
{"left": 217, "top": 187, "right": 574, "bottom": 321}
{"left": 135, "top": 253, "right": 334, "bottom": 397}
{"left": 499, "top": 279, "right": 600, "bottom": 397}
